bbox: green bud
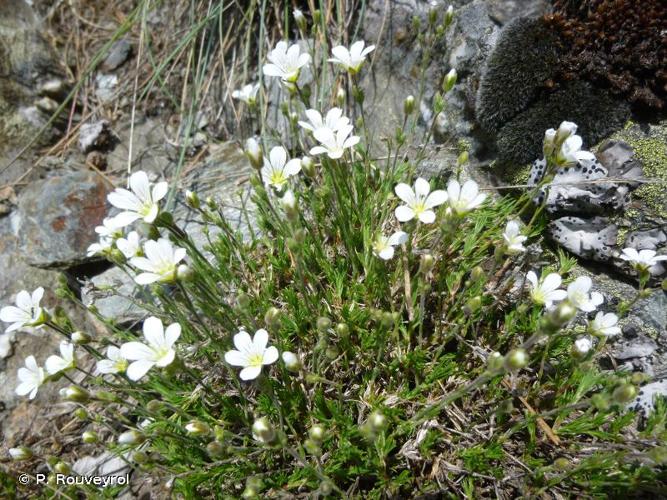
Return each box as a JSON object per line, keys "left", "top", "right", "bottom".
{"left": 71, "top": 330, "right": 91, "bottom": 344}
{"left": 62, "top": 385, "right": 90, "bottom": 403}
{"left": 444, "top": 5, "right": 454, "bottom": 27}
{"left": 207, "top": 440, "right": 225, "bottom": 458}
{"left": 304, "top": 438, "right": 322, "bottom": 457}
{"left": 132, "top": 451, "right": 149, "bottom": 464}
{"left": 301, "top": 156, "right": 316, "bottom": 177}
{"left": 368, "top": 411, "right": 387, "bottom": 431}
{"left": 325, "top": 345, "right": 339, "bottom": 360}
{"left": 443, "top": 69, "right": 457, "bottom": 92}
{"left": 419, "top": 254, "right": 435, "bottom": 275}
{"left": 237, "top": 292, "right": 251, "bottom": 309}
{"left": 487, "top": 351, "right": 505, "bottom": 373}
{"left": 9, "top": 446, "right": 33, "bottom": 461}
{"left": 294, "top": 8, "right": 307, "bottom": 31}
{"left": 96, "top": 391, "right": 118, "bottom": 403}
{"left": 352, "top": 85, "right": 364, "bottom": 105}
{"left": 54, "top": 462, "right": 70, "bottom": 474}
{"left": 336, "top": 88, "right": 346, "bottom": 107}
{"left": 316, "top": 317, "right": 331, "bottom": 332}
{"left": 504, "top": 349, "right": 528, "bottom": 371}
{"left": 185, "top": 420, "right": 211, "bottom": 437}
{"left": 74, "top": 408, "right": 88, "bottom": 420}
{"left": 433, "top": 92, "right": 445, "bottom": 114}
{"left": 118, "top": 430, "right": 145, "bottom": 445}
{"left": 320, "top": 480, "right": 334, "bottom": 495}
{"left": 457, "top": 150, "right": 469, "bottom": 166}
{"left": 428, "top": 8, "right": 438, "bottom": 26}
{"left": 146, "top": 399, "right": 162, "bottom": 414}
{"left": 185, "top": 189, "right": 200, "bottom": 209}
{"left": 264, "top": 307, "right": 281, "bottom": 330}
{"left": 464, "top": 296, "right": 483, "bottom": 315}
{"left": 82, "top": 431, "right": 98, "bottom": 444}
{"left": 312, "top": 9, "right": 321, "bottom": 25}
{"left": 470, "top": 266, "right": 485, "bottom": 281}
{"left": 612, "top": 384, "right": 637, "bottom": 404}
{"left": 335, "top": 322, "right": 350, "bottom": 338}
{"left": 404, "top": 95, "right": 415, "bottom": 116}
{"left": 381, "top": 311, "right": 395, "bottom": 328}
{"left": 252, "top": 417, "right": 276, "bottom": 444}
{"left": 282, "top": 351, "right": 301, "bottom": 372}
{"left": 309, "top": 424, "right": 326, "bottom": 443}
{"left": 177, "top": 264, "right": 193, "bottom": 281}
{"left": 591, "top": 393, "right": 610, "bottom": 411}
{"left": 553, "top": 457, "right": 570, "bottom": 470}
{"left": 411, "top": 15, "right": 421, "bottom": 31}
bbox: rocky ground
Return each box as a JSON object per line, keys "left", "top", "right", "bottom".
{"left": 0, "top": 0, "right": 665, "bottom": 493}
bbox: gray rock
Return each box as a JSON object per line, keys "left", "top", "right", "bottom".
{"left": 101, "top": 39, "right": 132, "bottom": 71}
{"left": 95, "top": 73, "right": 118, "bottom": 103}
{"left": 81, "top": 266, "right": 147, "bottom": 325}
{"left": 18, "top": 171, "right": 111, "bottom": 268}
{"left": 548, "top": 216, "right": 617, "bottom": 262}
{"left": 631, "top": 379, "right": 667, "bottom": 417}
{"left": 73, "top": 451, "right": 131, "bottom": 479}
{"left": 613, "top": 337, "right": 657, "bottom": 360}
{"left": 486, "top": 0, "right": 549, "bottom": 25}
{"left": 79, "top": 119, "right": 117, "bottom": 153}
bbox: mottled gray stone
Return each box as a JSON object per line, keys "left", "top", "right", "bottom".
{"left": 18, "top": 171, "right": 111, "bottom": 268}
{"left": 548, "top": 216, "right": 617, "bottom": 262}
{"left": 81, "top": 266, "right": 147, "bottom": 325}
{"left": 101, "top": 39, "right": 132, "bottom": 71}
{"left": 613, "top": 337, "right": 657, "bottom": 360}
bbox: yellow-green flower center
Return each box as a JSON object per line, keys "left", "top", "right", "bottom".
{"left": 270, "top": 171, "right": 287, "bottom": 187}
{"left": 247, "top": 353, "right": 263, "bottom": 367}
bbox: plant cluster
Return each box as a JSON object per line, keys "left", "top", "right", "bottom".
{"left": 2, "top": 5, "right": 667, "bottom": 498}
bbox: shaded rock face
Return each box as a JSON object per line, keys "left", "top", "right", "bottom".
{"left": 18, "top": 172, "right": 111, "bottom": 268}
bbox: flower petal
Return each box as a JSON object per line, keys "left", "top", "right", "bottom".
{"left": 239, "top": 365, "right": 262, "bottom": 380}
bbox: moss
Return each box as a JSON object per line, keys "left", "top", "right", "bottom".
{"left": 610, "top": 124, "right": 667, "bottom": 219}
{"left": 511, "top": 163, "right": 532, "bottom": 185}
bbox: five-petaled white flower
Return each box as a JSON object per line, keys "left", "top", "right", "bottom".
{"left": 502, "top": 220, "right": 527, "bottom": 255}
{"left": 309, "top": 125, "right": 360, "bottom": 159}
{"left": 262, "top": 41, "right": 310, "bottom": 84}
{"left": 224, "top": 329, "right": 279, "bottom": 381}
{"left": 97, "top": 346, "right": 129, "bottom": 374}
{"left": 589, "top": 311, "right": 621, "bottom": 337}
{"left": 120, "top": 317, "right": 181, "bottom": 381}
{"left": 298, "top": 108, "right": 349, "bottom": 135}
{"left": 567, "top": 276, "right": 603, "bottom": 312}
{"left": 16, "top": 355, "right": 46, "bottom": 399}
{"left": 232, "top": 83, "right": 260, "bottom": 105}
{"left": 0, "top": 287, "right": 46, "bottom": 333}
{"left": 261, "top": 146, "right": 302, "bottom": 190}
{"left": 619, "top": 248, "right": 667, "bottom": 273}
{"left": 107, "top": 171, "right": 169, "bottom": 226}
{"left": 446, "top": 179, "right": 486, "bottom": 215}
{"left": 130, "top": 238, "right": 186, "bottom": 285}
{"left": 373, "top": 231, "right": 408, "bottom": 260}
{"left": 526, "top": 271, "right": 567, "bottom": 308}
{"left": 394, "top": 178, "right": 447, "bottom": 224}
{"left": 116, "top": 231, "right": 142, "bottom": 259}
{"left": 329, "top": 41, "right": 375, "bottom": 73}
{"left": 45, "top": 341, "right": 76, "bottom": 375}
{"left": 87, "top": 217, "right": 125, "bottom": 256}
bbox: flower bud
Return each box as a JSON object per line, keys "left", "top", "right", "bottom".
{"left": 304, "top": 438, "right": 322, "bottom": 456}
{"left": 205, "top": 196, "right": 217, "bottom": 210}
{"left": 553, "top": 457, "right": 570, "bottom": 470}
{"left": 464, "top": 296, "right": 482, "bottom": 316}
{"left": 62, "top": 385, "right": 90, "bottom": 403}
{"left": 245, "top": 138, "right": 263, "bottom": 169}
{"left": 368, "top": 411, "right": 387, "bottom": 431}
{"left": 325, "top": 345, "right": 339, "bottom": 359}
{"left": 443, "top": 69, "right": 457, "bottom": 92}
{"left": 9, "top": 446, "right": 33, "bottom": 461}
{"left": 470, "top": 266, "right": 485, "bottom": 281}
{"left": 591, "top": 393, "right": 610, "bottom": 411}
{"left": 555, "top": 121, "right": 577, "bottom": 145}
{"left": 487, "top": 351, "right": 505, "bottom": 373}
{"left": 612, "top": 384, "right": 637, "bottom": 405}
{"left": 309, "top": 424, "right": 326, "bottom": 442}
{"left": 352, "top": 85, "right": 364, "bottom": 105}
{"left": 433, "top": 92, "right": 445, "bottom": 114}
{"left": 312, "top": 9, "right": 321, "bottom": 25}
{"left": 237, "top": 292, "right": 251, "bottom": 309}
{"left": 252, "top": 417, "right": 276, "bottom": 444}
{"left": 293, "top": 8, "right": 307, "bottom": 31}
{"left": 118, "top": 430, "right": 145, "bottom": 445}
{"left": 428, "top": 7, "right": 438, "bottom": 26}
{"left": 543, "top": 128, "right": 557, "bottom": 158}
{"left": 316, "top": 317, "right": 331, "bottom": 332}
{"left": 177, "top": 264, "right": 193, "bottom": 281}
{"left": 444, "top": 5, "right": 454, "bottom": 27}
{"left": 301, "top": 156, "right": 316, "bottom": 177}
{"left": 280, "top": 190, "right": 298, "bottom": 220}
{"left": 419, "top": 253, "right": 435, "bottom": 274}
{"left": 403, "top": 95, "right": 415, "bottom": 116}
{"left": 71, "top": 330, "right": 91, "bottom": 344}
{"left": 82, "top": 431, "right": 98, "bottom": 444}
{"left": 504, "top": 349, "right": 528, "bottom": 371}
{"left": 264, "top": 307, "right": 281, "bottom": 330}
{"left": 132, "top": 451, "right": 149, "bottom": 464}
{"left": 336, "top": 87, "right": 346, "bottom": 107}
{"left": 457, "top": 150, "right": 469, "bottom": 166}
{"left": 207, "top": 440, "right": 225, "bottom": 458}
{"left": 185, "top": 189, "right": 200, "bottom": 209}
{"left": 185, "top": 420, "right": 211, "bottom": 437}
{"left": 74, "top": 408, "right": 88, "bottom": 420}
{"left": 54, "top": 462, "right": 70, "bottom": 474}
{"left": 547, "top": 301, "right": 577, "bottom": 329}
{"left": 243, "top": 477, "right": 264, "bottom": 498}
{"left": 146, "top": 399, "right": 162, "bottom": 414}
{"left": 282, "top": 351, "right": 301, "bottom": 372}
{"left": 572, "top": 336, "right": 593, "bottom": 359}
{"left": 335, "top": 322, "right": 350, "bottom": 338}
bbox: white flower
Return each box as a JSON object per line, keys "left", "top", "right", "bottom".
{"left": 543, "top": 128, "right": 557, "bottom": 157}
{"left": 556, "top": 135, "right": 595, "bottom": 166}
{"left": 298, "top": 108, "right": 349, "bottom": 134}
{"left": 232, "top": 83, "right": 260, "bottom": 105}
{"left": 329, "top": 41, "right": 375, "bottom": 73}
{"left": 107, "top": 171, "right": 169, "bottom": 226}
{"left": 0, "top": 287, "right": 46, "bottom": 333}
{"left": 120, "top": 317, "right": 181, "bottom": 381}
{"left": 116, "top": 231, "right": 142, "bottom": 259}
{"left": 373, "top": 231, "right": 408, "bottom": 260}
{"left": 589, "top": 312, "right": 621, "bottom": 337}
{"left": 282, "top": 351, "right": 301, "bottom": 372}
{"left": 394, "top": 178, "right": 448, "bottom": 224}
{"left": 555, "top": 121, "right": 578, "bottom": 143}
{"left": 567, "top": 276, "right": 604, "bottom": 312}
{"left": 45, "top": 341, "right": 76, "bottom": 375}
{"left": 502, "top": 220, "right": 528, "bottom": 255}
{"left": 15, "top": 355, "right": 46, "bottom": 399}
{"left": 572, "top": 336, "right": 593, "bottom": 358}
{"left": 97, "top": 346, "right": 129, "bottom": 374}
{"left": 262, "top": 41, "right": 310, "bottom": 83}
{"left": 224, "top": 329, "right": 279, "bottom": 381}
{"left": 620, "top": 248, "right": 667, "bottom": 273}
{"left": 309, "top": 125, "right": 360, "bottom": 159}
{"left": 130, "top": 238, "right": 186, "bottom": 285}
{"left": 94, "top": 216, "right": 124, "bottom": 239}
{"left": 526, "top": 271, "right": 567, "bottom": 308}
{"left": 261, "top": 146, "right": 302, "bottom": 189}
{"left": 446, "top": 179, "right": 486, "bottom": 215}
{"left": 86, "top": 237, "right": 114, "bottom": 257}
